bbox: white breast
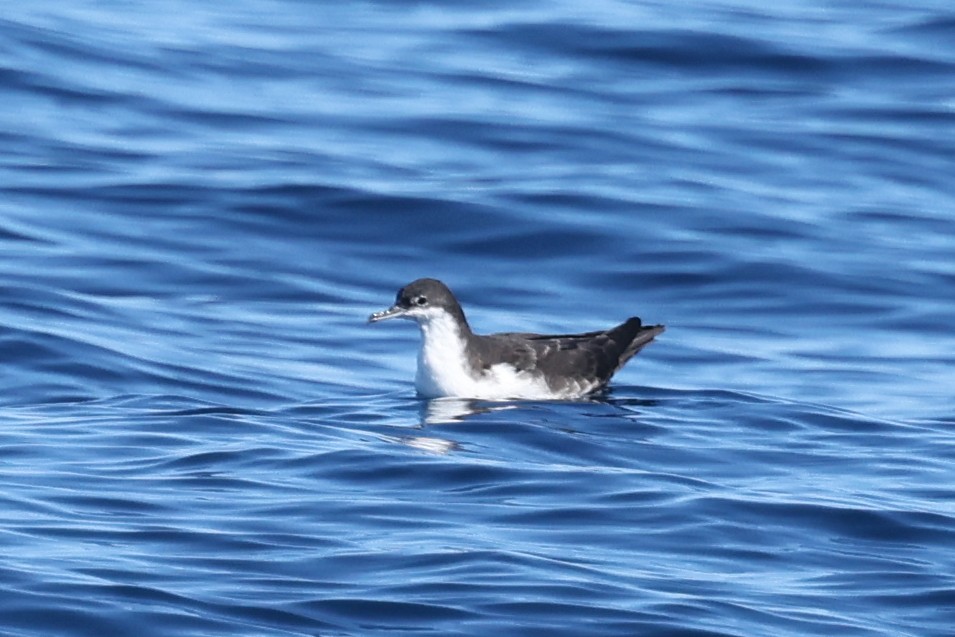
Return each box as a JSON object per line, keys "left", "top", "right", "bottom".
{"left": 413, "top": 310, "right": 557, "bottom": 400}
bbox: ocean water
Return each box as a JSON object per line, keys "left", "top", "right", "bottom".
{"left": 2, "top": 1, "right": 955, "bottom": 635}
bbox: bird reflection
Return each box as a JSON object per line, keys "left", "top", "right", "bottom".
{"left": 397, "top": 434, "right": 459, "bottom": 454}
{"left": 388, "top": 398, "right": 518, "bottom": 455}
{"left": 419, "top": 397, "right": 517, "bottom": 425}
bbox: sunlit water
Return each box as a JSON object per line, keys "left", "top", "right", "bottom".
{"left": 2, "top": 1, "right": 954, "bottom": 636}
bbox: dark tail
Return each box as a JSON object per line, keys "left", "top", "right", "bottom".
{"left": 613, "top": 318, "right": 664, "bottom": 372}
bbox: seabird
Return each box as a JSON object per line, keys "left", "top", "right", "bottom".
{"left": 368, "top": 278, "right": 664, "bottom": 400}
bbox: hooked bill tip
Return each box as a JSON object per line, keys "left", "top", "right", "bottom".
{"left": 368, "top": 305, "right": 405, "bottom": 323}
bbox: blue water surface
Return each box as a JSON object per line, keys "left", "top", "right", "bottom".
{"left": 2, "top": 1, "right": 955, "bottom": 636}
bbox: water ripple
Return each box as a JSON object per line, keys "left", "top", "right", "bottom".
{"left": 3, "top": 1, "right": 955, "bottom": 636}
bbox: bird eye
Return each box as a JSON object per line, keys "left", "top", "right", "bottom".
{"left": 414, "top": 296, "right": 428, "bottom": 306}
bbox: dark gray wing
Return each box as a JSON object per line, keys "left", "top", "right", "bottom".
{"left": 474, "top": 318, "right": 664, "bottom": 394}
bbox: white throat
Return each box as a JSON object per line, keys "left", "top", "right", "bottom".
{"left": 413, "top": 308, "right": 474, "bottom": 398}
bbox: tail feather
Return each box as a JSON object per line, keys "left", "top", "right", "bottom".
{"left": 613, "top": 318, "right": 665, "bottom": 373}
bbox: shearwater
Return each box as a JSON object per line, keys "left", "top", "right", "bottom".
{"left": 368, "top": 278, "right": 664, "bottom": 400}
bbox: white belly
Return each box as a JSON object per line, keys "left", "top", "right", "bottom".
{"left": 416, "top": 356, "right": 558, "bottom": 400}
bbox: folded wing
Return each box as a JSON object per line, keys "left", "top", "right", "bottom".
{"left": 477, "top": 317, "right": 664, "bottom": 395}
